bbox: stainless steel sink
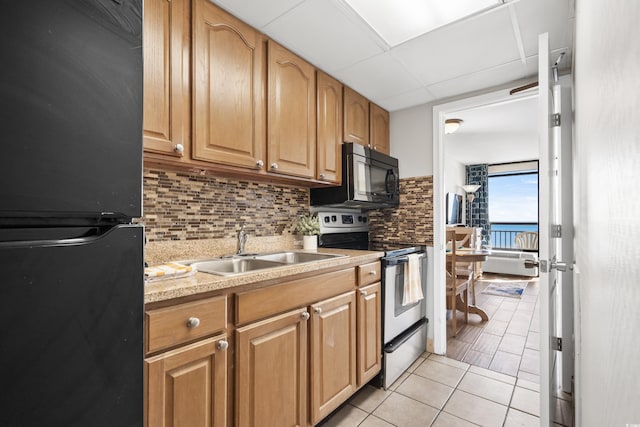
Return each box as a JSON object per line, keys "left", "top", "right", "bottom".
{"left": 254, "top": 251, "right": 345, "bottom": 264}
{"left": 179, "top": 251, "right": 346, "bottom": 276}
{"left": 186, "top": 258, "right": 284, "bottom": 276}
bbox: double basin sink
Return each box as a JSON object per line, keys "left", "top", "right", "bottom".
{"left": 178, "top": 251, "right": 346, "bottom": 276}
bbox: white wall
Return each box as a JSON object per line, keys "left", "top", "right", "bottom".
{"left": 573, "top": 0, "right": 640, "bottom": 425}
{"left": 390, "top": 104, "right": 432, "bottom": 178}
{"left": 444, "top": 154, "right": 465, "bottom": 196}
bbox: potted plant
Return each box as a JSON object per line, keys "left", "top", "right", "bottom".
{"left": 295, "top": 214, "right": 320, "bottom": 250}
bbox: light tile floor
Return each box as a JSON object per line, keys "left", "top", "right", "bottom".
{"left": 320, "top": 352, "right": 548, "bottom": 427}
{"left": 320, "top": 274, "right": 573, "bottom": 427}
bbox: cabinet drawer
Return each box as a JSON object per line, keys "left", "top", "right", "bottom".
{"left": 236, "top": 268, "right": 355, "bottom": 325}
{"left": 146, "top": 295, "right": 227, "bottom": 353}
{"left": 357, "top": 261, "right": 381, "bottom": 286}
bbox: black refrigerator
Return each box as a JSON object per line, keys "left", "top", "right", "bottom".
{"left": 0, "top": 1, "right": 144, "bottom": 426}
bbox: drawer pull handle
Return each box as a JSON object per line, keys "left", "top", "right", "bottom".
{"left": 314, "top": 307, "right": 322, "bottom": 314}
{"left": 217, "top": 340, "right": 229, "bottom": 351}
{"left": 301, "top": 311, "right": 310, "bottom": 321}
{"left": 186, "top": 317, "right": 200, "bottom": 329}
{"left": 369, "top": 270, "right": 377, "bottom": 275}
{"left": 360, "top": 290, "right": 368, "bottom": 297}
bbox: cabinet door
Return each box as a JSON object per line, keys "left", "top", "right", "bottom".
{"left": 309, "top": 292, "right": 356, "bottom": 424}
{"left": 236, "top": 308, "right": 309, "bottom": 427}
{"left": 146, "top": 335, "right": 229, "bottom": 427}
{"left": 267, "top": 41, "right": 316, "bottom": 178}
{"left": 192, "top": 0, "right": 266, "bottom": 170}
{"left": 316, "top": 71, "right": 342, "bottom": 184}
{"left": 357, "top": 282, "right": 382, "bottom": 386}
{"left": 369, "top": 103, "right": 390, "bottom": 155}
{"left": 343, "top": 87, "right": 369, "bottom": 147}
{"left": 143, "top": 0, "right": 189, "bottom": 158}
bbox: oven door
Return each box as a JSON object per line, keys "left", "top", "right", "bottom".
{"left": 383, "top": 253, "right": 427, "bottom": 343}
{"left": 350, "top": 154, "right": 399, "bottom": 206}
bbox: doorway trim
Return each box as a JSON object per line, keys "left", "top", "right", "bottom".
{"left": 431, "top": 87, "right": 537, "bottom": 354}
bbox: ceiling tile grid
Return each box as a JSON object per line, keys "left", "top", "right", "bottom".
{"left": 208, "top": 0, "right": 574, "bottom": 111}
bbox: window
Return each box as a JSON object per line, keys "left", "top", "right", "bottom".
{"left": 488, "top": 162, "right": 538, "bottom": 250}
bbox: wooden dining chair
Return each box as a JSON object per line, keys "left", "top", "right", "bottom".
{"left": 446, "top": 230, "right": 471, "bottom": 336}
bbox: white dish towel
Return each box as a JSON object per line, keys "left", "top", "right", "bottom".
{"left": 402, "top": 253, "right": 424, "bottom": 305}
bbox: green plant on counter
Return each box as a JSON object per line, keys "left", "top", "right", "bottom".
{"left": 295, "top": 214, "right": 320, "bottom": 236}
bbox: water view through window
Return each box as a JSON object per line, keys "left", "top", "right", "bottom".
{"left": 488, "top": 172, "right": 538, "bottom": 249}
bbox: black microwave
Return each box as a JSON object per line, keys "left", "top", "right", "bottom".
{"left": 311, "top": 143, "right": 399, "bottom": 209}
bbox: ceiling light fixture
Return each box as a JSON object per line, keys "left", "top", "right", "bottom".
{"left": 344, "top": 0, "right": 503, "bottom": 46}
{"left": 445, "top": 118, "right": 463, "bottom": 134}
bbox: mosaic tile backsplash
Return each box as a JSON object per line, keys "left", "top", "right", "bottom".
{"left": 142, "top": 169, "right": 310, "bottom": 242}
{"left": 368, "top": 176, "right": 433, "bottom": 246}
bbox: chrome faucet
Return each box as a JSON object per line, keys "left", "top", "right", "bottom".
{"left": 237, "top": 226, "right": 248, "bottom": 255}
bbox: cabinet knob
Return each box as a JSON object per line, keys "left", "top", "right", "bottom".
{"left": 186, "top": 317, "right": 200, "bottom": 329}
{"left": 319, "top": 173, "right": 326, "bottom": 180}
{"left": 174, "top": 143, "right": 184, "bottom": 154}
{"left": 270, "top": 163, "right": 279, "bottom": 170}
{"left": 300, "top": 311, "right": 310, "bottom": 321}
{"left": 255, "top": 159, "right": 264, "bottom": 169}
{"left": 360, "top": 290, "right": 368, "bottom": 297}
{"left": 216, "top": 340, "right": 229, "bottom": 351}
{"left": 314, "top": 307, "right": 322, "bottom": 314}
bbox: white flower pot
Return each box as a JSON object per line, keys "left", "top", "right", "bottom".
{"left": 303, "top": 235, "right": 318, "bottom": 251}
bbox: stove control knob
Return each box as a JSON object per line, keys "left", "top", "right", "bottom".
{"left": 323, "top": 216, "right": 330, "bottom": 223}
{"left": 331, "top": 215, "right": 337, "bottom": 222}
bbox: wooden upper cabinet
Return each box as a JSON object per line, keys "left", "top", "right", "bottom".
{"left": 316, "top": 71, "right": 342, "bottom": 184}
{"left": 370, "top": 102, "right": 390, "bottom": 155}
{"left": 267, "top": 41, "right": 316, "bottom": 179}
{"left": 343, "top": 87, "right": 369, "bottom": 147}
{"left": 192, "top": 0, "right": 266, "bottom": 170}
{"left": 143, "top": 0, "right": 190, "bottom": 158}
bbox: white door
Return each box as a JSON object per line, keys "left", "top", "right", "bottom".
{"left": 538, "top": 32, "right": 572, "bottom": 425}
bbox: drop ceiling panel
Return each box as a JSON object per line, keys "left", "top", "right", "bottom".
{"left": 210, "top": 0, "right": 305, "bottom": 28}
{"left": 377, "top": 87, "right": 437, "bottom": 112}
{"left": 392, "top": 6, "right": 520, "bottom": 86}
{"left": 426, "top": 57, "right": 538, "bottom": 100}
{"left": 262, "top": 0, "right": 385, "bottom": 73}
{"left": 514, "top": 0, "right": 573, "bottom": 57}
{"left": 334, "top": 52, "right": 424, "bottom": 102}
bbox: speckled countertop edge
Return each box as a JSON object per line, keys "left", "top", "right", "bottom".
{"left": 144, "top": 248, "right": 384, "bottom": 304}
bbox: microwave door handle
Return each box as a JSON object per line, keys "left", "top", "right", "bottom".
{"left": 385, "top": 169, "right": 398, "bottom": 198}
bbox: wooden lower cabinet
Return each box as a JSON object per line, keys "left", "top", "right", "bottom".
{"left": 357, "top": 282, "right": 382, "bottom": 386}
{"left": 235, "top": 308, "right": 309, "bottom": 427}
{"left": 145, "top": 334, "right": 229, "bottom": 427}
{"left": 309, "top": 292, "right": 357, "bottom": 424}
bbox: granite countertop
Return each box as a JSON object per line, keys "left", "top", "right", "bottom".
{"left": 144, "top": 248, "right": 384, "bottom": 304}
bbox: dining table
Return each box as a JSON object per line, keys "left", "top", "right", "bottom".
{"left": 447, "top": 248, "right": 491, "bottom": 321}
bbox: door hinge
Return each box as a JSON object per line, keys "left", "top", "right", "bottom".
{"left": 550, "top": 224, "right": 562, "bottom": 238}
{"left": 550, "top": 113, "right": 561, "bottom": 127}
{"left": 552, "top": 336, "right": 562, "bottom": 351}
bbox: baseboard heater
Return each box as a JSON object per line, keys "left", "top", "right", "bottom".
{"left": 483, "top": 250, "right": 539, "bottom": 277}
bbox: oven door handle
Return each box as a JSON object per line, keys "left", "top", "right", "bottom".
{"left": 384, "top": 256, "right": 409, "bottom": 266}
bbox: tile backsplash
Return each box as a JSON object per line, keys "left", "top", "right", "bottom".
{"left": 142, "top": 169, "right": 310, "bottom": 242}
{"left": 369, "top": 176, "right": 433, "bottom": 246}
